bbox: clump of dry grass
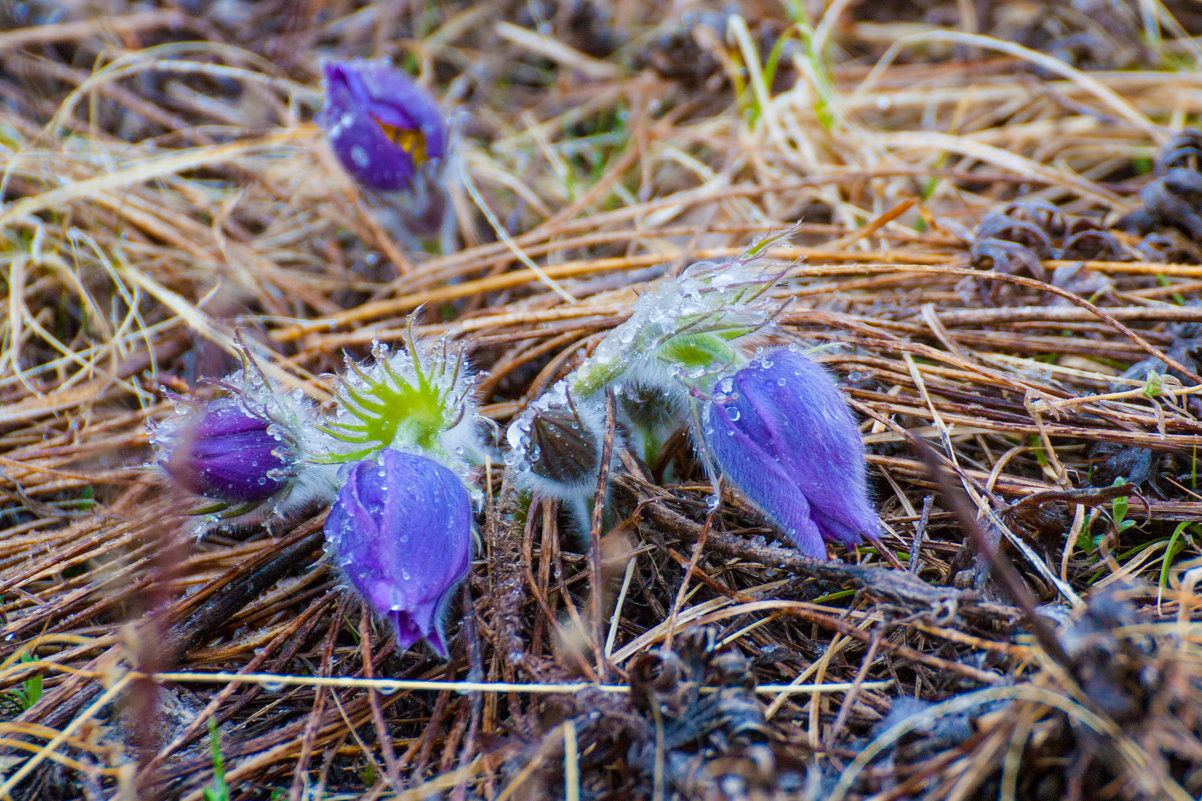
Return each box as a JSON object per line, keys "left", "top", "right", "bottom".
{"left": 3, "top": 1, "right": 1202, "bottom": 798}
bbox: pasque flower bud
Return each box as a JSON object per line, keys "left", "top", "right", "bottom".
{"left": 504, "top": 379, "right": 615, "bottom": 534}
{"left": 701, "top": 348, "right": 879, "bottom": 559}
{"left": 325, "top": 448, "right": 472, "bottom": 657}
{"left": 151, "top": 369, "right": 340, "bottom": 528}
{"left": 506, "top": 382, "right": 607, "bottom": 497}
{"left": 158, "top": 399, "right": 294, "bottom": 504}
{"left": 525, "top": 403, "right": 602, "bottom": 489}
{"left": 319, "top": 59, "right": 449, "bottom": 193}
{"left": 568, "top": 255, "right": 783, "bottom": 404}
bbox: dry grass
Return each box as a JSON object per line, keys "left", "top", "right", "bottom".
{"left": 3, "top": 1, "right": 1202, "bottom": 798}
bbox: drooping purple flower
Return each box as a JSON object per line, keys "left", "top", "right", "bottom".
{"left": 159, "top": 399, "right": 295, "bottom": 504}
{"left": 701, "top": 348, "right": 879, "bottom": 560}
{"left": 320, "top": 59, "right": 448, "bottom": 192}
{"left": 325, "top": 448, "right": 472, "bottom": 657}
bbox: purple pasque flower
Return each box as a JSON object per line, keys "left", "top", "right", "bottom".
{"left": 325, "top": 448, "right": 472, "bottom": 657}
{"left": 701, "top": 348, "right": 879, "bottom": 560}
{"left": 159, "top": 399, "right": 295, "bottom": 505}
{"left": 320, "top": 59, "right": 448, "bottom": 192}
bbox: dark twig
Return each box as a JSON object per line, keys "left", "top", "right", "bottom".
{"left": 589, "top": 388, "right": 618, "bottom": 681}
{"left": 910, "top": 494, "right": 935, "bottom": 573}
{"left": 452, "top": 585, "right": 484, "bottom": 801}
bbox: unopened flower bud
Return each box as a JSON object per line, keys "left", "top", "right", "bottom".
{"left": 151, "top": 370, "right": 340, "bottom": 528}
{"left": 506, "top": 383, "right": 611, "bottom": 500}
{"left": 158, "top": 399, "right": 295, "bottom": 505}
{"left": 526, "top": 403, "right": 602, "bottom": 488}
{"left": 569, "top": 252, "right": 784, "bottom": 403}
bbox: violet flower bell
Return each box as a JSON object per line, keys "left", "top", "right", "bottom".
{"left": 320, "top": 59, "right": 449, "bottom": 193}
{"left": 701, "top": 348, "right": 879, "bottom": 560}
{"left": 157, "top": 398, "right": 296, "bottom": 506}
{"left": 152, "top": 371, "right": 340, "bottom": 529}
{"left": 325, "top": 448, "right": 472, "bottom": 657}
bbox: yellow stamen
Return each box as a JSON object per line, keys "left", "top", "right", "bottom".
{"left": 374, "top": 117, "right": 428, "bottom": 166}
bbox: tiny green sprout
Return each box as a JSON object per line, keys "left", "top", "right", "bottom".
{"left": 1154, "top": 274, "right": 1188, "bottom": 306}
{"left": 1110, "top": 478, "right": 1137, "bottom": 534}
{"left": 1158, "top": 522, "right": 1197, "bottom": 610}
{"left": 1144, "top": 370, "right": 1163, "bottom": 399}
{"left": 0, "top": 653, "right": 45, "bottom": 714}
{"left": 1027, "top": 433, "right": 1049, "bottom": 468}
{"left": 760, "top": 30, "right": 791, "bottom": 93}
{"left": 1192, "top": 443, "right": 1198, "bottom": 490}
{"left": 796, "top": 23, "right": 837, "bottom": 131}
{"left": 1077, "top": 533, "right": 1098, "bottom": 556}
{"left": 203, "top": 718, "right": 229, "bottom": 801}
{"left": 20, "top": 654, "right": 41, "bottom": 709}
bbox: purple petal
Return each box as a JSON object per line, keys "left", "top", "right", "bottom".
{"left": 703, "top": 409, "right": 827, "bottom": 558}
{"left": 733, "top": 350, "right": 878, "bottom": 539}
{"left": 703, "top": 348, "right": 879, "bottom": 556}
{"left": 325, "top": 449, "right": 472, "bottom": 657}
{"left": 344, "top": 62, "right": 447, "bottom": 161}
{"left": 320, "top": 60, "right": 448, "bottom": 192}
{"left": 161, "top": 400, "right": 292, "bottom": 503}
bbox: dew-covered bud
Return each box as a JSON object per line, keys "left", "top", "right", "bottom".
{"left": 151, "top": 369, "right": 340, "bottom": 529}
{"left": 319, "top": 59, "right": 448, "bottom": 193}
{"left": 506, "top": 382, "right": 610, "bottom": 498}
{"left": 701, "top": 348, "right": 879, "bottom": 559}
{"left": 526, "top": 404, "right": 602, "bottom": 488}
{"left": 505, "top": 383, "right": 616, "bottom": 535}
{"left": 325, "top": 448, "right": 472, "bottom": 657}
{"left": 158, "top": 399, "right": 294, "bottom": 504}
